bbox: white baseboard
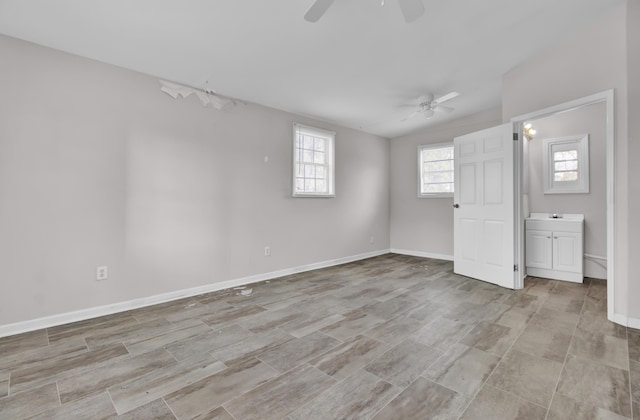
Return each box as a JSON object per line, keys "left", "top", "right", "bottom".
{"left": 389, "top": 248, "right": 454, "bottom": 261}
{"left": 584, "top": 258, "right": 607, "bottom": 280}
{"left": 628, "top": 316, "right": 640, "bottom": 330}
{"left": 611, "top": 312, "right": 640, "bottom": 330}
{"left": 0, "top": 249, "right": 390, "bottom": 338}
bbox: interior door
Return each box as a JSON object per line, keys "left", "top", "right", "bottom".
{"left": 453, "top": 123, "right": 516, "bottom": 289}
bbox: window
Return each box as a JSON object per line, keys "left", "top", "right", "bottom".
{"left": 418, "top": 142, "right": 454, "bottom": 197}
{"left": 543, "top": 135, "right": 589, "bottom": 194}
{"left": 292, "top": 123, "right": 335, "bottom": 197}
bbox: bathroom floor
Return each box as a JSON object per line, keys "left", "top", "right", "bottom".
{"left": 0, "top": 253, "right": 637, "bottom": 419}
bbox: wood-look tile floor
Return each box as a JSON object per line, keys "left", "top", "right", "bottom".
{"left": 0, "top": 254, "right": 637, "bottom": 419}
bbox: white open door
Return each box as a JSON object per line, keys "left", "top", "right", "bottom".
{"left": 454, "top": 123, "right": 516, "bottom": 289}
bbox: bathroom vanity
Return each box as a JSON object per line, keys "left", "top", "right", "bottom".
{"left": 525, "top": 213, "right": 584, "bottom": 283}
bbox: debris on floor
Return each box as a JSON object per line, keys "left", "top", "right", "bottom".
{"left": 238, "top": 288, "right": 253, "bottom": 296}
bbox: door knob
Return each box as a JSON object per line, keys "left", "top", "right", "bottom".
{"left": 453, "top": 204, "right": 460, "bottom": 208}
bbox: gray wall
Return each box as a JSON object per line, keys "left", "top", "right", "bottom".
{"left": 389, "top": 108, "right": 502, "bottom": 257}
{"left": 2, "top": 1, "right": 637, "bottom": 328}
{"left": 0, "top": 35, "right": 390, "bottom": 326}
{"left": 526, "top": 102, "right": 607, "bottom": 279}
{"left": 502, "top": 3, "right": 631, "bottom": 318}
{"left": 626, "top": 0, "right": 640, "bottom": 320}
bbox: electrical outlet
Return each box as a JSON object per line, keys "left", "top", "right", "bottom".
{"left": 264, "top": 246, "right": 271, "bottom": 257}
{"left": 96, "top": 266, "right": 108, "bottom": 281}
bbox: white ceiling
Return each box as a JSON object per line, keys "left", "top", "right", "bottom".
{"left": 0, "top": 0, "right": 623, "bottom": 138}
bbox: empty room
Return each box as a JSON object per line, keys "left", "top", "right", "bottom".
{"left": 0, "top": 0, "right": 638, "bottom": 419}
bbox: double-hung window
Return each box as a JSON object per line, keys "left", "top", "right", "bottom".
{"left": 292, "top": 123, "right": 335, "bottom": 197}
{"left": 418, "top": 142, "right": 454, "bottom": 197}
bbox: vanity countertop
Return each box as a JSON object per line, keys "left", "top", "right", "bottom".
{"left": 527, "top": 213, "right": 584, "bottom": 222}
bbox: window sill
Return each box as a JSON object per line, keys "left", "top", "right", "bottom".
{"left": 418, "top": 193, "right": 454, "bottom": 199}
{"left": 292, "top": 193, "right": 336, "bottom": 198}
{"left": 543, "top": 189, "right": 589, "bottom": 194}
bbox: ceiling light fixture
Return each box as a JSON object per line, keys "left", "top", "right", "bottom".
{"left": 305, "top": 0, "right": 423, "bottom": 23}
{"left": 523, "top": 123, "right": 537, "bottom": 140}
{"left": 159, "top": 80, "right": 237, "bottom": 111}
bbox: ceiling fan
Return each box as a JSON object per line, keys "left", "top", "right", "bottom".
{"left": 304, "top": 0, "right": 425, "bottom": 23}
{"left": 402, "top": 92, "right": 459, "bottom": 121}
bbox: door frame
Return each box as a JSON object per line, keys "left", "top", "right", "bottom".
{"left": 510, "top": 89, "right": 615, "bottom": 322}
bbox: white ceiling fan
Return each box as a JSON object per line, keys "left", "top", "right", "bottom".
{"left": 304, "top": 0, "right": 425, "bottom": 23}
{"left": 402, "top": 92, "right": 459, "bottom": 121}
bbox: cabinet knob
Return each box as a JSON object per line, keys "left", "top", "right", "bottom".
{"left": 547, "top": 236, "right": 551, "bottom": 239}
{"left": 453, "top": 204, "right": 460, "bottom": 208}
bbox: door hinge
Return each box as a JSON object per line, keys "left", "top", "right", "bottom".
{"left": 514, "top": 264, "right": 519, "bottom": 272}
{"left": 513, "top": 132, "right": 519, "bottom": 141}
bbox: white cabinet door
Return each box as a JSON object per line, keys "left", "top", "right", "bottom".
{"left": 553, "top": 232, "right": 582, "bottom": 273}
{"left": 525, "top": 230, "right": 552, "bottom": 269}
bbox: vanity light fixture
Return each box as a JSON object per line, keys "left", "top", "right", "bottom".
{"left": 523, "top": 123, "right": 537, "bottom": 140}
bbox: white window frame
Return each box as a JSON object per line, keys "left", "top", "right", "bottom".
{"left": 292, "top": 123, "right": 335, "bottom": 197}
{"left": 417, "top": 142, "right": 454, "bottom": 198}
{"left": 543, "top": 134, "right": 589, "bottom": 194}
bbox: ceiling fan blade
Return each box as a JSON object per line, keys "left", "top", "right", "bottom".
{"left": 304, "top": 0, "right": 336, "bottom": 22}
{"left": 398, "top": 0, "right": 424, "bottom": 23}
{"left": 423, "top": 109, "right": 436, "bottom": 119}
{"left": 402, "top": 110, "right": 420, "bottom": 121}
{"left": 434, "top": 91, "right": 459, "bottom": 104}
{"left": 437, "top": 105, "right": 454, "bottom": 113}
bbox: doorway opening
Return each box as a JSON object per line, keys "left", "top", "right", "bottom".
{"left": 511, "top": 90, "right": 615, "bottom": 323}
